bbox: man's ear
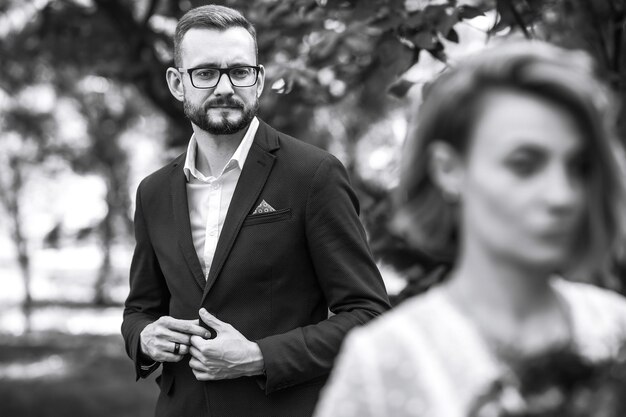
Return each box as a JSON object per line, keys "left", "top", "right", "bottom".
{"left": 255, "top": 64, "right": 265, "bottom": 98}
{"left": 166, "top": 67, "right": 185, "bottom": 102}
{"left": 428, "top": 141, "right": 464, "bottom": 202}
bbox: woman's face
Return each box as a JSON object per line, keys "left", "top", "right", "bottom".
{"left": 459, "top": 90, "right": 587, "bottom": 271}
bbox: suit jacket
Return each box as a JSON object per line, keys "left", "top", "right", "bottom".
{"left": 121, "top": 120, "right": 390, "bottom": 417}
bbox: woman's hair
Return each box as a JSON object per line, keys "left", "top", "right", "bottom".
{"left": 174, "top": 5, "right": 257, "bottom": 67}
{"left": 394, "top": 40, "right": 626, "bottom": 276}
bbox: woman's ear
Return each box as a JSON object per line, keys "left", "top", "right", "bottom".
{"left": 166, "top": 67, "right": 185, "bottom": 102}
{"left": 428, "top": 141, "right": 464, "bottom": 202}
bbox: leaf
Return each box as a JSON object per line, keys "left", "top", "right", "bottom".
{"left": 445, "top": 28, "right": 459, "bottom": 43}
{"left": 387, "top": 78, "right": 416, "bottom": 98}
{"left": 404, "top": 9, "right": 425, "bottom": 28}
{"left": 489, "top": 0, "right": 517, "bottom": 34}
{"left": 427, "top": 42, "right": 448, "bottom": 63}
{"left": 271, "top": 77, "right": 294, "bottom": 94}
{"left": 435, "top": 7, "right": 459, "bottom": 36}
{"left": 412, "top": 30, "right": 437, "bottom": 49}
{"left": 458, "top": 5, "right": 485, "bottom": 20}
{"left": 373, "top": 32, "right": 417, "bottom": 84}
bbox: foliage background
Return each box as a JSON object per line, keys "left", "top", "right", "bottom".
{"left": 0, "top": 0, "right": 624, "bottom": 415}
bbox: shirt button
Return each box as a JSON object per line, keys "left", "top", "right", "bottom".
{"left": 209, "top": 230, "right": 217, "bottom": 236}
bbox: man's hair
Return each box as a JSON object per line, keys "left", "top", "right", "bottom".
{"left": 394, "top": 40, "right": 626, "bottom": 278}
{"left": 174, "top": 5, "right": 258, "bottom": 67}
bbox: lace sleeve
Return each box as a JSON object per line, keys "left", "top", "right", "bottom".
{"left": 314, "top": 330, "right": 383, "bottom": 417}
{"left": 557, "top": 279, "right": 626, "bottom": 360}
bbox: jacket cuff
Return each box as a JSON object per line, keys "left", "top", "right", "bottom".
{"left": 134, "top": 338, "right": 161, "bottom": 380}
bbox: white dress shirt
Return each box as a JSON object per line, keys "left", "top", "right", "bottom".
{"left": 183, "top": 117, "right": 259, "bottom": 278}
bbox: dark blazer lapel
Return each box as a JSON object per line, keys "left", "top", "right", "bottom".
{"left": 202, "top": 122, "right": 279, "bottom": 300}
{"left": 170, "top": 158, "right": 206, "bottom": 290}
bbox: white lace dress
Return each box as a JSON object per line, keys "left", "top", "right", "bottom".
{"left": 314, "top": 279, "right": 626, "bottom": 417}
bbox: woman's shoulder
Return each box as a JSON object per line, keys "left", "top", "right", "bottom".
{"left": 554, "top": 278, "right": 626, "bottom": 313}
{"left": 553, "top": 278, "right": 626, "bottom": 359}
{"left": 346, "top": 286, "right": 467, "bottom": 355}
{"left": 357, "top": 287, "right": 447, "bottom": 333}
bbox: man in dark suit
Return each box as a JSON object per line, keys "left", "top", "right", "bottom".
{"left": 121, "top": 4, "right": 390, "bottom": 417}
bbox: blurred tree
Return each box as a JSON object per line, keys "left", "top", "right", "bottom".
{"left": 6, "top": 0, "right": 485, "bottom": 300}
{"left": 392, "top": 0, "right": 626, "bottom": 301}
{"left": 0, "top": 3, "right": 61, "bottom": 326}
{"left": 70, "top": 84, "right": 139, "bottom": 305}
{"left": 489, "top": 0, "right": 625, "bottom": 139}
{"left": 28, "top": 0, "right": 487, "bottom": 144}
{"left": 2, "top": 0, "right": 624, "bottom": 307}
{"left": 0, "top": 105, "right": 56, "bottom": 332}
{"left": 0, "top": 2, "right": 143, "bottom": 306}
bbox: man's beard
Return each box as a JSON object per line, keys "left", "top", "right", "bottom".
{"left": 184, "top": 97, "right": 258, "bottom": 135}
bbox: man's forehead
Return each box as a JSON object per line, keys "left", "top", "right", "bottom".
{"left": 182, "top": 27, "right": 254, "bottom": 52}
{"left": 180, "top": 27, "right": 256, "bottom": 67}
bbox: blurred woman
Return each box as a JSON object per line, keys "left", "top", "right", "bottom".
{"left": 314, "top": 41, "right": 626, "bottom": 417}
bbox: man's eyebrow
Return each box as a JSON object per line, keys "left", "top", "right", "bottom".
{"left": 189, "top": 62, "right": 255, "bottom": 69}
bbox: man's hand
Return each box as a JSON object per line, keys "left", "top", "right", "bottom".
{"left": 189, "top": 308, "right": 265, "bottom": 381}
{"left": 140, "top": 316, "right": 211, "bottom": 363}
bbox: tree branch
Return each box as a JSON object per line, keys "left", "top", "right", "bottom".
{"left": 580, "top": 0, "right": 612, "bottom": 70}
{"left": 142, "top": 0, "right": 159, "bottom": 27}
{"left": 612, "top": 10, "right": 624, "bottom": 81}
{"left": 508, "top": 0, "right": 532, "bottom": 39}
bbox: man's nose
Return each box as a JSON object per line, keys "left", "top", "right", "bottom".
{"left": 213, "top": 72, "right": 234, "bottom": 96}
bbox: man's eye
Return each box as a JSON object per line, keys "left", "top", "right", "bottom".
{"left": 230, "top": 68, "right": 251, "bottom": 78}
{"left": 195, "top": 70, "right": 218, "bottom": 79}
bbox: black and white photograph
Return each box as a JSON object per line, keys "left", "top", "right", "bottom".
{"left": 1, "top": 1, "right": 626, "bottom": 416}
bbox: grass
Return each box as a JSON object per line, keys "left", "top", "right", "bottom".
{"left": 0, "top": 332, "right": 159, "bottom": 417}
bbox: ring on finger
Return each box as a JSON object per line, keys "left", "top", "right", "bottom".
{"left": 174, "top": 342, "right": 181, "bottom": 355}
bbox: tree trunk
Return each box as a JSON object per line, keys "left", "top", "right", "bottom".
{"left": 93, "top": 174, "right": 115, "bottom": 306}
{"left": 8, "top": 158, "right": 33, "bottom": 333}
{"left": 94, "top": 160, "right": 131, "bottom": 305}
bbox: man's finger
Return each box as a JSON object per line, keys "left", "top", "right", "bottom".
{"left": 160, "top": 328, "right": 192, "bottom": 345}
{"left": 160, "top": 339, "right": 190, "bottom": 356}
{"left": 192, "top": 369, "right": 213, "bottom": 381}
{"left": 189, "top": 336, "right": 213, "bottom": 352}
{"left": 199, "top": 309, "right": 226, "bottom": 331}
{"left": 167, "top": 318, "right": 211, "bottom": 338}
{"left": 189, "top": 355, "right": 208, "bottom": 371}
{"left": 155, "top": 351, "right": 186, "bottom": 363}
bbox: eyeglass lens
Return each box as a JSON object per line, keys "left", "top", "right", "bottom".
{"left": 190, "top": 67, "right": 257, "bottom": 88}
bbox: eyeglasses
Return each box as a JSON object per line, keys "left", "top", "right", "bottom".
{"left": 178, "top": 65, "right": 260, "bottom": 89}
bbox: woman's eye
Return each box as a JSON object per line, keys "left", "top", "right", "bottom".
{"left": 569, "top": 157, "right": 591, "bottom": 178}
{"left": 505, "top": 153, "right": 543, "bottom": 177}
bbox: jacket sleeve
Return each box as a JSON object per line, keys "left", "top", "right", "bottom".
{"left": 255, "top": 154, "right": 391, "bottom": 393}
{"left": 121, "top": 184, "right": 170, "bottom": 380}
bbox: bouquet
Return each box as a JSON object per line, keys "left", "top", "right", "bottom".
{"left": 469, "top": 345, "right": 626, "bottom": 417}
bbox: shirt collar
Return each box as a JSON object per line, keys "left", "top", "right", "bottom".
{"left": 183, "top": 117, "right": 259, "bottom": 182}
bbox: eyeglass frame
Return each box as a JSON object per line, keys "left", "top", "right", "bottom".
{"left": 177, "top": 65, "right": 262, "bottom": 89}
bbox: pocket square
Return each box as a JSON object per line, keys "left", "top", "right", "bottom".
{"left": 252, "top": 200, "right": 276, "bottom": 215}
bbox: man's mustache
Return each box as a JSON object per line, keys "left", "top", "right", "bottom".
{"left": 205, "top": 99, "right": 244, "bottom": 109}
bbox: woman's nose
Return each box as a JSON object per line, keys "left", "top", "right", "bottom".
{"left": 543, "top": 164, "right": 582, "bottom": 212}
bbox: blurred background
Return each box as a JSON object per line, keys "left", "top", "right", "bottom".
{"left": 0, "top": 0, "right": 624, "bottom": 415}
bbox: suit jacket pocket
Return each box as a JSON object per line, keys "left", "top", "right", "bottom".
{"left": 157, "top": 370, "right": 175, "bottom": 396}
{"left": 243, "top": 208, "right": 291, "bottom": 226}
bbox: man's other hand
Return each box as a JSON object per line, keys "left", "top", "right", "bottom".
{"left": 189, "top": 308, "right": 265, "bottom": 380}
